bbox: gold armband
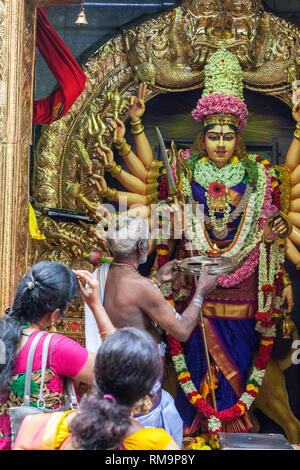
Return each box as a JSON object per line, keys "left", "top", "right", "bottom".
{"left": 107, "top": 161, "right": 122, "bottom": 178}
{"left": 282, "top": 273, "right": 292, "bottom": 288}
{"left": 130, "top": 119, "right": 144, "bottom": 135}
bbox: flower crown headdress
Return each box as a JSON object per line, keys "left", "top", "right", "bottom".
{"left": 192, "top": 48, "right": 248, "bottom": 131}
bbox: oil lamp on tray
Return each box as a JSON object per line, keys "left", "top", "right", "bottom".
{"left": 206, "top": 243, "right": 221, "bottom": 259}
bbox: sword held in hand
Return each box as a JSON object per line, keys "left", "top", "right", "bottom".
{"left": 156, "top": 127, "right": 178, "bottom": 204}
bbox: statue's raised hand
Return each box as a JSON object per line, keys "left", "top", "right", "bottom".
{"left": 128, "top": 82, "right": 147, "bottom": 122}
{"left": 94, "top": 143, "right": 114, "bottom": 169}
{"left": 263, "top": 207, "right": 292, "bottom": 242}
{"left": 107, "top": 117, "right": 125, "bottom": 145}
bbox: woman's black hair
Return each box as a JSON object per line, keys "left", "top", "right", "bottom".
{"left": 71, "top": 327, "right": 162, "bottom": 450}
{"left": 0, "top": 261, "right": 79, "bottom": 394}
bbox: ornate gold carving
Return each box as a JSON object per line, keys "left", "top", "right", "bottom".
{"left": 0, "top": 1, "right": 36, "bottom": 311}
{"left": 123, "top": 0, "right": 300, "bottom": 104}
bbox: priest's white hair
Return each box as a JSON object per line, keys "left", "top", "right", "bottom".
{"left": 106, "top": 213, "right": 150, "bottom": 258}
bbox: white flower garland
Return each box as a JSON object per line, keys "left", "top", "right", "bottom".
{"left": 184, "top": 190, "right": 258, "bottom": 260}
{"left": 194, "top": 161, "right": 245, "bottom": 189}
{"left": 182, "top": 155, "right": 267, "bottom": 262}
{"left": 202, "top": 48, "right": 244, "bottom": 100}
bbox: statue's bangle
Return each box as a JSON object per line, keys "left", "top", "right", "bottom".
{"left": 115, "top": 138, "right": 126, "bottom": 150}
{"left": 103, "top": 187, "right": 118, "bottom": 201}
{"left": 262, "top": 233, "right": 274, "bottom": 244}
{"left": 296, "top": 122, "right": 300, "bottom": 131}
{"left": 119, "top": 142, "right": 132, "bottom": 157}
{"left": 294, "top": 128, "right": 300, "bottom": 140}
{"left": 130, "top": 119, "right": 144, "bottom": 135}
{"left": 107, "top": 161, "right": 122, "bottom": 178}
{"left": 114, "top": 138, "right": 132, "bottom": 157}
{"left": 282, "top": 273, "right": 292, "bottom": 287}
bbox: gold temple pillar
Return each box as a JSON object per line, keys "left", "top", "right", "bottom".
{"left": 0, "top": 0, "right": 82, "bottom": 312}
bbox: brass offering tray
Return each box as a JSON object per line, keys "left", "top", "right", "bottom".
{"left": 176, "top": 255, "right": 237, "bottom": 276}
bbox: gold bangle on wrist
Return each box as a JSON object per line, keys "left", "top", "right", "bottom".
{"left": 130, "top": 119, "right": 144, "bottom": 135}
{"left": 262, "top": 233, "right": 274, "bottom": 244}
{"left": 150, "top": 275, "right": 162, "bottom": 288}
{"left": 114, "top": 138, "right": 132, "bottom": 157}
{"left": 107, "top": 161, "right": 122, "bottom": 178}
{"left": 294, "top": 128, "right": 300, "bottom": 140}
{"left": 100, "top": 329, "right": 117, "bottom": 340}
{"left": 119, "top": 142, "right": 131, "bottom": 157}
{"left": 115, "top": 138, "right": 126, "bottom": 150}
{"left": 103, "top": 187, "right": 118, "bottom": 201}
{"left": 296, "top": 122, "right": 300, "bottom": 130}
{"left": 282, "top": 273, "right": 292, "bottom": 287}
{"left": 150, "top": 266, "right": 158, "bottom": 277}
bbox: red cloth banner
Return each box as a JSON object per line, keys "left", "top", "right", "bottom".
{"left": 33, "top": 8, "right": 86, "bottom": 124}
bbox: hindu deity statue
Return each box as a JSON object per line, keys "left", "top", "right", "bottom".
{"left": 94, "top": 48, "right": 300, "bottom": 440}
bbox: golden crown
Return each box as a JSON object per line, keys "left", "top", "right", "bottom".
{"left": 203, "top": 113, "right": 239, "bottom": 129}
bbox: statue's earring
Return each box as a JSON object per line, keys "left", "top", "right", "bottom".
{"left": 199, "top": 148, "right": 209, "bottom": 161}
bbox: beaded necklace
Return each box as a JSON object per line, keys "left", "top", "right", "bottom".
{"left": 111, "top": 260, "right": 161, "bottom": 290}
{"left": 111, "top": 261, "right": 139, "bottom": 273}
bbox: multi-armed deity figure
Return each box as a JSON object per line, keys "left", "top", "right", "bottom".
{"left": 93, "top": 48, "right": 300, "bottom": 442}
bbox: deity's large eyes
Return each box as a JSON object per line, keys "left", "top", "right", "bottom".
{"left": 207, "top": 133, "right": 235, "bottom": 142}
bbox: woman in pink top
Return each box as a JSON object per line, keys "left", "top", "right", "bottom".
{"left": 0, "top": 261, "right": 114, "bottom": 450}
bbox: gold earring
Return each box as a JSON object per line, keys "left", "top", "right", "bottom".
{"left": 198, "top": 148, "right": 209, "bottom": 161}
{"left": 48, "top": 322, "right": 57, "bottom": 333}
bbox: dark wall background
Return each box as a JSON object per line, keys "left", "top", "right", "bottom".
{"left": 33, "top": 0, "right": 300, "bottom": 440}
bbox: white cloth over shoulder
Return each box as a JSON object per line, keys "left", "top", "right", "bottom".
{"left": 85, "top": 263, "right": 110, "bottom": 353}
{"left": 85, "top": 299, "right": 102, "bottom": 353}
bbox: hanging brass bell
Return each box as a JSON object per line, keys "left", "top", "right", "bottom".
{"left": 280, "top": 308, "right": 296, "bottom": 339}
{"left": 75, "top": 4, "right": 88, "bottom": 25}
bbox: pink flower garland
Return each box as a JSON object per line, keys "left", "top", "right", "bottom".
{"left": 191, "top": 94, "right": 248, "bottom": 131}
{"left": 217, "top": 243, "right": 260, "bottom": 288}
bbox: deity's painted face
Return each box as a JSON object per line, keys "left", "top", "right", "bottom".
{"left": 202, "top": 124, "right": 238, "bottom": 169}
